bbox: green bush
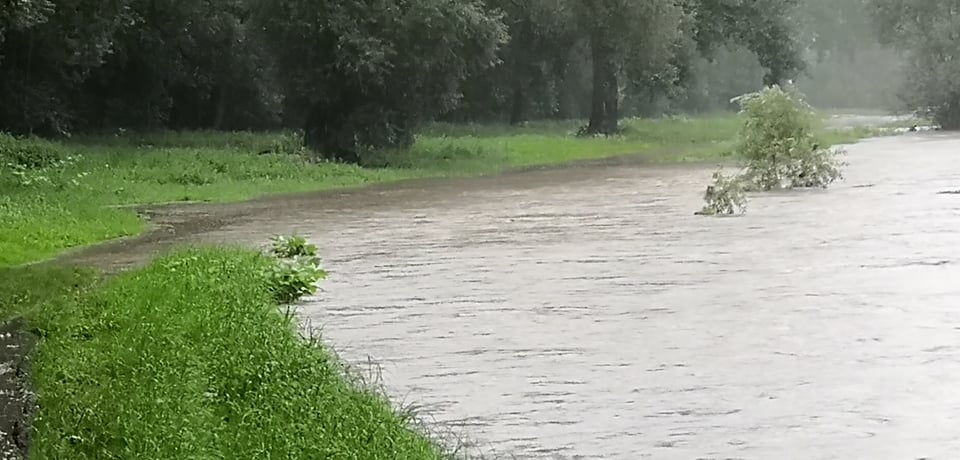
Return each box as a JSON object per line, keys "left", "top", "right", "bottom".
{"left": 264, "top": 235, "right": 327, "bottom": 304}
{"left": 0, "top": 133, "right": 65, "bottom": 169}
{"left": 698, "top": 86, "right": 847, "bottom": 215}
{"left": 269, "top": 130, "right": 308, "bottom": 156}
{"left": 269, "top": 234, "right": 317, "bottom": 258}
{"left": 735, "top": 86, "right": 845, "bottom": 190}
{"left": 0, "top": 134, "right": 88, "bottom": 187}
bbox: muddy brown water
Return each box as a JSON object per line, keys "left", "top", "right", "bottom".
{"left": 56, "top": 131, "right": 960, "bottom": 459}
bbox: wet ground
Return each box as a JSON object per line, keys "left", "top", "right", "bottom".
{"left": 55, "top": 130, "right": 960, "bottom": 458}
{"left": 0, "top": 318, "right": 36, "bottom": 460}
{"left": 824, "top": 113, "right": 917, "bottom": 129}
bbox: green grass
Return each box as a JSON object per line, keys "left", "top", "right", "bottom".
{"left": 2, "top": 249, "right": 443, "bottom": 459}
{"left": 1, "top": 113, "right": 888, "bottom": 267}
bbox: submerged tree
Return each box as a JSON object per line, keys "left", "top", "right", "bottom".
{"left": 697, "top": 85, "right": 845, "bottom": 216}
{"left": 735, "top": 86, "right": 844, "bottom": 190}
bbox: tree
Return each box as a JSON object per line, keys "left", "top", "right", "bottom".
{"left": 689, "top": 0, "right": 805, "bottom": 87}
{"left": 494, "top": 0, "right": 577, "bottom": 124}
{"left": 0, "top": 0, "right": 135, "bottom": 134}
{"left": 789, "top": 0, "right": 903, "bottom": 111}
{"left": 79, "top": 0, "right": 278, "bottom": 131}
{"left": 869, "top": 0, "right": 960, "bottom": 127}
{"left": 576, "top": 0, "right": 805, "bottom": 136}
{"left": 0, "top": 0, "right": 54, "bottom": 39}
{"left": 252, "top": 0, "right": 506, "bottom": 163}
{"left": 575, "top": 0, "right": 685, "bottom": 135}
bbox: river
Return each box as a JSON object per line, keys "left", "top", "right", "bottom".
{"left": 59, "top": 130, "right": 960, "bottom": 459}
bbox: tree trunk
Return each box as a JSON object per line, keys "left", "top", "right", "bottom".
{"left": 509, "top": 84, "right": 526, "bottom": 125}
{"left": 937, "top": 95, "right": 960, "bottom": 130}
{"left": 585, "top": 34, "right": 619, "bottom": 136}
{"left": 212, "top": 85, "right": 227, "bottom": 130}
{"left": 601, "top": 69, "right": 619, "bottom": 133}
{"left": 508, "top": 18, "right": 533, "bottom": 126}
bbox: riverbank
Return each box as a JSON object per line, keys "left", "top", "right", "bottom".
{"left": 0, "top": 113, "right": 901, "bottom": 458}
{"left": 1, "top": 114, "right": 884, "bottom": 268}
{"left": 1, "top": 248, "right": 447, "bottom": 459}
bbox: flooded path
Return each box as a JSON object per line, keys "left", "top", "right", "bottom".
{"left": 59, "top": 132, "right": 960, "bottom": 458}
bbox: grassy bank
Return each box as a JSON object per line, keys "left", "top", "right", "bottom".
{"left": 0, "top": 114, "right": 881, "bottom": 267}
{"left": 2, "top": 248, "right": 444, "bottom": 459}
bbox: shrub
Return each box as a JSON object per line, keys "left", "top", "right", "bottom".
{"left": 735, "top": 86, "right": 845, "bottom": 190}
{"left": 697, "top": 86, "right": 846, "bottom": 215}
{"left": 0, "top": 133, "right": 65, "bottom": 169}
{"left": 264, "top": 235, "right": 326, "bottom": 304}
{"left": 267, "top": 130, "right": 307, "bottom": 156}
{"left": 0, "top": 134, "right": 86, "bottom": 187}
{"left": 269, "top": 234, "right": 317, "bottom": 258}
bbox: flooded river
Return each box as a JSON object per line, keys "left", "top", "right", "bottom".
{"left": 60, "top": 132, "right": 960, "bottom": 458}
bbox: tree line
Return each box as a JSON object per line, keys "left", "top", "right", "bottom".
{"left": 0, "top": 0, "right": 923, "bottom": 161}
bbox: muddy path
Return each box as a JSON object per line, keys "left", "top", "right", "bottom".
{"left": 50, "top": 129, "right": 960, "bottom": 458}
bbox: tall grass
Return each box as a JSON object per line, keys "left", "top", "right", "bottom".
{"left": 6, "top": 249, "right": 444, "bottom": 459}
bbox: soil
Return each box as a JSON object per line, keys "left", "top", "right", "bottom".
{"left": 0, "top": 318, "right": 37, "bottom": 460}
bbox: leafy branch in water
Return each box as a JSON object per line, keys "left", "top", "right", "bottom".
{"left": 697, "top": 85, "right": 847, "bottom": 216}
{"left": 697, "top": 170, "right": 747, "bottom": 216}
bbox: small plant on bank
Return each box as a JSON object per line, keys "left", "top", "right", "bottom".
{"left": 264, "top": 235, "right": 327, "bottom": 304}
{"left": 696, "top": 170, "right": 747, "bottom": 216}
{"left": 270, "top": 234, "right": 318, "bottom": 258}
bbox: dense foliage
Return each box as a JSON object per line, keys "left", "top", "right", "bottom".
{"left": 698, "top": 169, "right": 747, "bottom": 216}
{"left": 869, "top": 0, "right": 960, "bottom": 128}
{"left": 736, "top": 86, "right": 845, "bottom": 190}
{"left": 0, "top": 0, "right": 906, "bottom": 161}
{"left": 698, "top": 86, "right": 846, "bottom": 215}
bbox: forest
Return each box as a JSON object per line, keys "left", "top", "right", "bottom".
{"left": 2, "top": 1, "right": 957, "bottom": 458}
{"left": 0, "top": 0, "right": 917, "bottom": 163}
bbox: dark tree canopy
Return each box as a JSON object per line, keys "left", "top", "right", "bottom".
{"left": 0, "top": 0, "right": 889, "bottom": 160}
{"left": 251, "top": 0, "right": 506, "bottom": 161}
{"left": 868, "top": 0, "right": 960, "bottom": 127}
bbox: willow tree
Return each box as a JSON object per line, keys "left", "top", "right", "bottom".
{"left": 253, "top": 0, "right": 507, "bottom": 163}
